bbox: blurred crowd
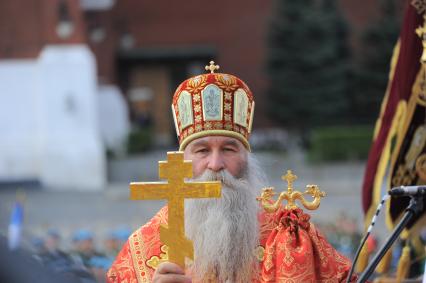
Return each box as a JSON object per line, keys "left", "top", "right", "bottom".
{"left": 2, "top": 213, "right": 424, "bottom": 282}
{"left": 316, "top": 213, "right": 363, "bottom": 260}
{"left": 27, "top": 228, "right": 131, "bottom": 283}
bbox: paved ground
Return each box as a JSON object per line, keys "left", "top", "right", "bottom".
{"left": 0, "top": 149, "right": 390, "bottom": 250}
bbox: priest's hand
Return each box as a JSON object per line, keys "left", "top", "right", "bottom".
{"left": 153, "top": 262, "right": 191, "bottom": 283}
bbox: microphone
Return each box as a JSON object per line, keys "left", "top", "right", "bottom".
{"left": 389, "top": 185, "right": 426, "bottom": 196}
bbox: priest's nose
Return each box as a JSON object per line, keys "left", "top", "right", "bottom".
{"left": 207, "top": 151, "right": 225, "bottom": 172}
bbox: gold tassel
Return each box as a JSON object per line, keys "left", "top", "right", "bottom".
{"left": 412, "top": 236, "right": 425, "bottom": 259}
{"left": 376, "top": 247, "right": 392, "bottom": 274}
{"left": 396, "top": 245, "right": 411, "bottom": 283}
{"left": 356, "top": 244, "right": 369, "bottom": 273}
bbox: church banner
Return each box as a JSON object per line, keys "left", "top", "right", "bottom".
{"left": 361, "top": 2, "right": 425, "bottom": 234}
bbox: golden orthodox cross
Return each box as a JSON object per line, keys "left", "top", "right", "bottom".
{"left": 205, "top": 61, "right": 220, "bottom": 73}
{"left": 130, "top": 151, "right": 221, "bottom": 268}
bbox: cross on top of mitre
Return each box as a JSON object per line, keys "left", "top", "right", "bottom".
{"left": 205, "top": 60, "right": 220, "bottom": 73}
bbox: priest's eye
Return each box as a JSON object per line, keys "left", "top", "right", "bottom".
{"left": 195, "top": 148, "right": 209, "bottom": 154}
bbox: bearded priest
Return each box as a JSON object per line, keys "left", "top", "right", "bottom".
{"left": 107, "top": 62, "right": 357, "bottom": 283}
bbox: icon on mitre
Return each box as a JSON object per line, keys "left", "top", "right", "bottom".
{"left": 256, "top": 170, "right": 357, "bottom": 282}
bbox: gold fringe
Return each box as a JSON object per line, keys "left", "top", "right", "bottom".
{"left": 412, "top": 236, "right": 425, "bottom": 259}
{"left": 396, "top": 245, "right": 411, "bottom": 283}
{"left": 356, "top": 244, "right": 369, "bottom": 273}
{"left": 373, "top": 40, "right": 400, "bottom": 140}
{"left": 376, "top": 247, "right": 392, "bottom": 274}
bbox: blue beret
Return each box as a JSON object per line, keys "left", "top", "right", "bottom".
{"left": 47, "top": 229, "right": 60, "bottom": 238}
{"left": 72, "top": 230, "right": 93, "bottom": 241}
{"left": 89, "top": 256, "right": 113, "bottom": 270}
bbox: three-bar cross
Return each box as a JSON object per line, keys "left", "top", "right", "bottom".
{"left": 130, "top": 152, "right": 221, "bottom": 267}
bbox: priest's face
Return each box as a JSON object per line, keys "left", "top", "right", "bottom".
{"left": 184, "top": 136, "right": 248, "bottom": 178}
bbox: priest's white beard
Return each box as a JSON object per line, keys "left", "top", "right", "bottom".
{"left": 185, "top": 154, "right": 266, "bottom": 282}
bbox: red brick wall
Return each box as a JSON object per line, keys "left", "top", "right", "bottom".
{"left": 0, "top": 0, "right": 86, "bottom": 59}
{"left": 86, "top": 0, "right": 400, "bottom": 128}
{"left": 1, "top": 0, "right": 399, "bottom": 128}
{"left": 86, "top": 0, "right": 274, "bottom": 126}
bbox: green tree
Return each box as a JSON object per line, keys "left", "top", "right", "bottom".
{"left": 267, "top": 0, "right": 351, "bottom": 130}
{"left": 351, "top": 0, "right": 400, "bottom": 124}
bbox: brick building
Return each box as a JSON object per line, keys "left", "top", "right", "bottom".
{"left": 1, "top": 0, "right": 390, "bottom": 147}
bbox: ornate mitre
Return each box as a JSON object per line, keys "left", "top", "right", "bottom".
{"left": 171, "top": 61, "right": 255, "bottom": 150}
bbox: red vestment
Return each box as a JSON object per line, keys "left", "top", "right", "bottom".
{"left": 107, "top": 206, "right": 356, "bottom": 282}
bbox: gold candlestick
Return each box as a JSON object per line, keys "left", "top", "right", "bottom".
{"left": 257, "top": 170, "right": 326, "bottom": 212}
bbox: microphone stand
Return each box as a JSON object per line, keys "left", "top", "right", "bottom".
{"left": 357, "top": 195, "right": 424, "bottom": 283}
